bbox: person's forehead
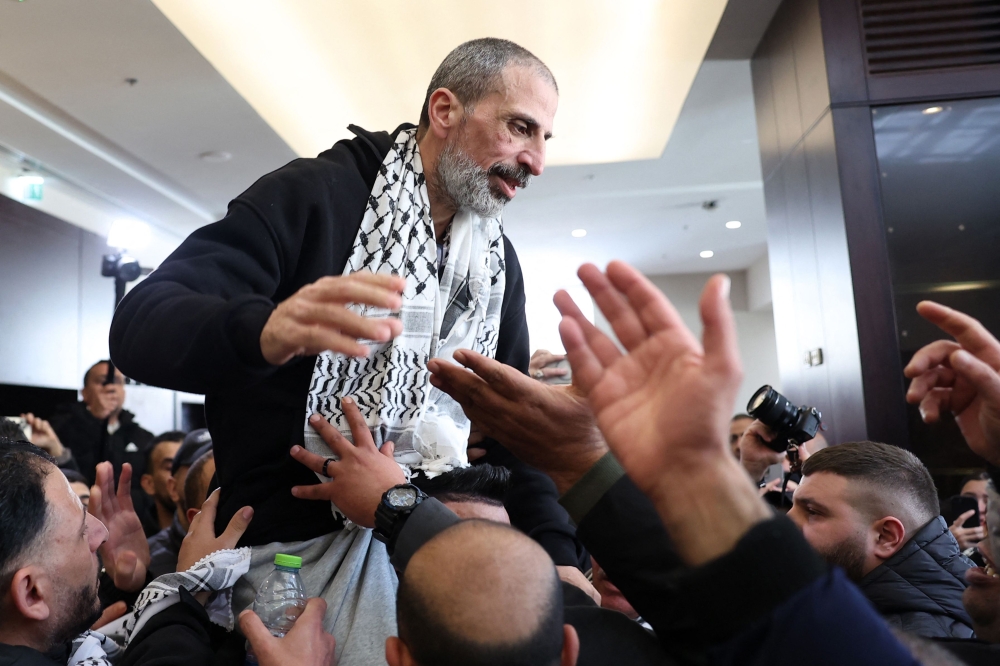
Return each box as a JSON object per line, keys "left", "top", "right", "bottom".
{"left": 152, "top": 440, "right": 182, "bottom": 465}
{"left": 45, "top": 468, "right": 86, "bottom": 529}
{"left": 799, "top": 471, "right": 852, "bottom": 504}
{"left": 493, "top": 67, "right": 557, "bottom": 126}
{"left": 963, "top": 480, "right": 989, "bottom": 496}
{"left": 730, "top": 417, "right": 752, "bottom": 430}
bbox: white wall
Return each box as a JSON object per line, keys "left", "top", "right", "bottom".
{"left": 592, "top": 266, "right": 780, "bottom": 418}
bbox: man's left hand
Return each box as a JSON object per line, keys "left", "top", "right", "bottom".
{"left": 290, "top": 397, "right": 405, "bottom": 528}
{"left": 89, "top": 462, "right": 150, "bottom": 592}
{"left": 427, "top": 351, "right": 607, "bottom": 494}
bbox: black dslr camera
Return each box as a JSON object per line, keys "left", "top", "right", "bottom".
{"left": 747, "top": 385, "right": 822, "bottom": 453}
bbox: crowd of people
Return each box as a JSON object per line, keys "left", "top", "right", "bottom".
{"left": 3, "top": 37, "right": 1000, "bottom": 666}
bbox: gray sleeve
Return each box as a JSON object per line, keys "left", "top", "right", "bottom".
{"left": 390, "top": 498, "right": 461, "bottom": 571}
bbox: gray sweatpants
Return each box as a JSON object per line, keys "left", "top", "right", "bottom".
{"left": 232, "top": 524, "right": 398, "bottom": 665}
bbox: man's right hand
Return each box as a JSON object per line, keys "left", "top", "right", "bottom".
{"left": 260, "top": 272, "right": 406, "bottom": 366}
{"left": 904, "top": 301, "right": 1000, "bottom": 465}
{"left": 738, "top": 421, "right": 784, "bottom": 483}
{"left": 240, "top": 598, "right": 336, "bottom": 666}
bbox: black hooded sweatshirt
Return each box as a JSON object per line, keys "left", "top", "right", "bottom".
{"left": 109, "top": 124, "right": 530, "bottom": 546}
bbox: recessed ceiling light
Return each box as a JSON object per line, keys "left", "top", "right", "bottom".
{"left": 571, "top": 229, "right": 587, "bottom": 238}
{"left": 922, "top": 106, "right": 944, "bottom": 115}
{"left": 199, "top": 150, "right": 233, "bottom": 163}
{"left": 700, "top": 250, "right": 714, "bottom": 259}
{"left": 725, "top": 220, "right": 741, "bottom": 229}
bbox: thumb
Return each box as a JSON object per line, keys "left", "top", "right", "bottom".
{"left": 381, "top": 441, "right": 395, "bottom": 458}
{"left": 218, "top": 506, "right": 254, "bottom": 550}
{"left": 953, "top": 510, "right": 976, "bottom": 529}
{"left": 240, "top": 609, "right": 273, "bottom": 650}
{"left": 951, "top": 349, "right": 1000, "bottom": 405}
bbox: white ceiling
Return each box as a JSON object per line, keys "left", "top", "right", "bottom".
{"left": 0, "top": 0, "right": 297, "bottom": 249}
{"left": 0, "top": 2, "right": 767, "bottom": 342}
{"left": 152, "top": 0, "right": 729, "bottom": 166}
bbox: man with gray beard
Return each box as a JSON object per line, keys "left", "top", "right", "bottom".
{"left": 110, "top": 38, "right": 557, "bottom": 662}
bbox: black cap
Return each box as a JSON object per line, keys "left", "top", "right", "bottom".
{"left": 171, "top": 428, "right": 212, "bottom": 475}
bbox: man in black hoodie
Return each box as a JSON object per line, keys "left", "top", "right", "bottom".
{"left": 109, "top": 38, "right": 554, "bottom": 548}
{"left": 785, "top": 440, "right": 974, "bottom": 638}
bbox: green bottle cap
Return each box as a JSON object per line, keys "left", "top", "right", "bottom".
{"left": 274, "top": 554, "right": 302, "bottom": 569}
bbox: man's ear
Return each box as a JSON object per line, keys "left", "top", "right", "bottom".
{"left": 426, "top": 88, "right": 462, "bottom": 140}
{"left": 872, "top": 516, "right": 907, "bottom": 560}
{"left": 561, "top": 624, "right": 580, "bottom": 666}
{"left": 167, "top": 475, "right": 180, "bottom": 504}
{"left": 139, "top": 473, "right": 155, "bottom": 496}
{"left": 186, "top": 508, "right": 200, "bottom": 525}
{"left": 10, "top": 566, "right": 52, "bottom": 622}
{"left": 385, "top": 636, "right": 414, "bottom": 666}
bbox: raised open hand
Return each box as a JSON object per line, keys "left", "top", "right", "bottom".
{"left": 555, "top": 262, "right": 742, "bottom": 502}
{"left": 904, "top": 301, "right": 1000, "bottom": 465}
{"left": 89, "top": 462, "right": 150, "bottom": 592}
{"left": 290, "top": 396, "right": 405, "bottom": 528}
{"left": 427, "top": 350, "right": 606, "bottom": 493}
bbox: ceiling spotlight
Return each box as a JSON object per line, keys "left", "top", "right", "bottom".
{"left": 700, "top": 250, "right": 714, "bottom": 259}
{"left": 199, "top": 150, "right": 233, "bottom": 163}
{"left": 922, "top": 106, "right": 944, "bottom": 115}
{"left": 107, "top": 218, "right": 151, "bottom": 251}
{"left": 726, "top": 220, "right": 742, "bottom": 229}
{"left": 571, "top": 229, "right": 587, "bottom": 238}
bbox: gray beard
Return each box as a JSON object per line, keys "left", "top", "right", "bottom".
{"left": 435, "top": 142, "right": 508, "bottom": 219}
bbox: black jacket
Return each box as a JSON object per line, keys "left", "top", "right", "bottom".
{"left": 48, "top": 402, "right": 155, "bottom": 534}
{"left": 48, "top": 402, "right": 153, "bottom": 487}
{"left": 859, "top": 515, "right": 975, "bottom": 638}
{"left": 0, "top": 644, "right": 58, "bottom": 666}
{"left": 109, "top": 125, "right": 531, "bottom": 547}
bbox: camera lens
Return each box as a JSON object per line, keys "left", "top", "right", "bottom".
{"left": 747, "top": 385, "right": 799, "bottom": 433}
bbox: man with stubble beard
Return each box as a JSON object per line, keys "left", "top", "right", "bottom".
{"left": 0, "top": 440, "right": 107, "bottom": 664}
{"left": 110, "top": 38, "right": 559, "bottom": 662}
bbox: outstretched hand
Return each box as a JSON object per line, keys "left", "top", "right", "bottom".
{"left": 555, "top": 263, "right": 741, "bottom": 499}
{"left": 428, "top": 350, "right": 607, "bottom": 493}
{"left": 89, "top": 462, "right": 150, "bottom": 592}
{"left": 904, "top": 301, "right": 1000, "bottom": 465}
{"left": 290, "top": 397, "right": 405, "bottom": 528}
{"left": 556, "top": 262, "right": 769, "bottom": 565}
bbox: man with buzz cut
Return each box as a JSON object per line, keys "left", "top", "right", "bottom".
{"left": 786, "top": 441, "right": 974, "bottom": 638}
{"left": 110, "top": 38, "right": 559, "bottom": 662}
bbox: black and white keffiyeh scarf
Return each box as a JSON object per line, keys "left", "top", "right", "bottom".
{"left": 303, "top": 128, "right": 506, "bottom": 478}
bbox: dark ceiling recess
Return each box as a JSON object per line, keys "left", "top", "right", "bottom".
{"left": 860, "top": 0, "right": 1000, "bottom": 75}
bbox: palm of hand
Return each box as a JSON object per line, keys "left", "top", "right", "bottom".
{"left": 953, "top": 384, "right": 1000, "bottom": 466}
{"left": 588, "top": 332, "right": 732, "bottom": 495}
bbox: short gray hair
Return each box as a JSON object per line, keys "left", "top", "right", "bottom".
{"left": 419, "top": 38, "right": 557, "bottom": 128}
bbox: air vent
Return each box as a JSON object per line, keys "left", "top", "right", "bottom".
{"left": 860, "top": 0, "right": 1000, "bottom": 75}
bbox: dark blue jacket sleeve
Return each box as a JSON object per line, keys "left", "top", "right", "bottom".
{"left": 712, "top": 568, "right": 919, "bottom": 666}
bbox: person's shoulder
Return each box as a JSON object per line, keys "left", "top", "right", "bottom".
{"left": 0, "top": 643, "right": 62, "bottom": 666}
{"left": 236, "top": 123, "right": 414, "bottom": 205}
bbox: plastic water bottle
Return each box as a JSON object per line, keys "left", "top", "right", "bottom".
{"left": 244, "top": 554, "right": 307, "bottom": 665}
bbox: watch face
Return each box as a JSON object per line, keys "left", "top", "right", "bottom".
{"left": 387, "top": 486, "right": 417, "bottom": 509}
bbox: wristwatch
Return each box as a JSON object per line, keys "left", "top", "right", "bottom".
{"left": 373, "top": 484, "right": 427, "bottom": 552}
